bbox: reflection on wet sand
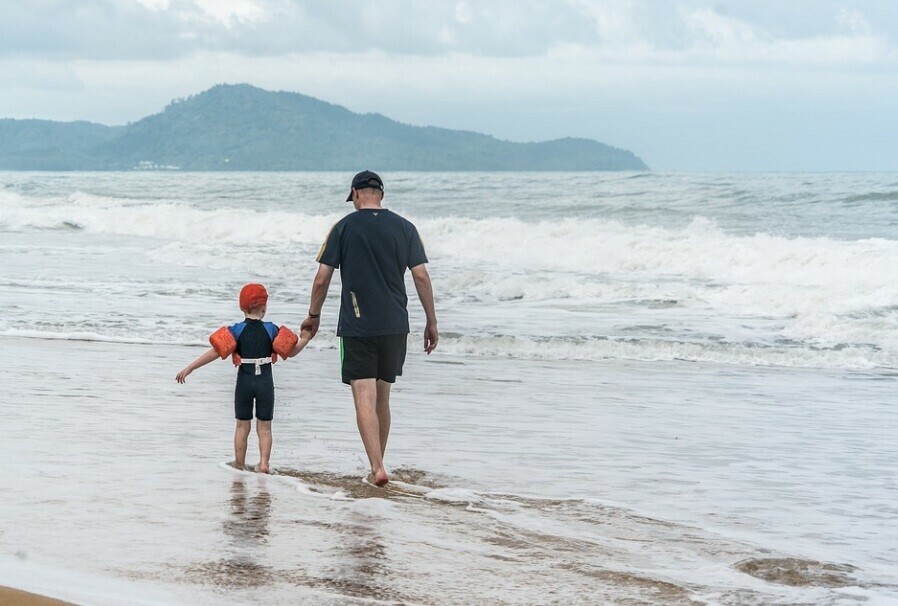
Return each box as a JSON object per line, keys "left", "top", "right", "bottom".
{"left": 312, "top": 508, "right": 404, "bottom": 603}
{"left": 183, "top": 477, "right": 275, "bottom": 589}
{"left": 223, "top": 477, "right": 272, "bottom": 545}
{"left": 172, "top": 467, "right": 884, "bottom": 605}
{"left": 181, "top": 473, "right": 411, "bottom": 601}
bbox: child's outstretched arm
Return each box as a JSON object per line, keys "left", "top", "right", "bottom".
{"left": 288, "top": 329, "right": 314, "bottom": 358}
{"left": 176, "top": 347, "right": 220, "bottom": 383}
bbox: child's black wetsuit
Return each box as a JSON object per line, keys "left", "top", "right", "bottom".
{"left": 234, "top": 319, "right": 276, "bottom": 421}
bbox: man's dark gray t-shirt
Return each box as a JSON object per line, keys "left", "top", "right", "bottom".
{"left": 317, "top": 208, "right": 428, "bottom": 337}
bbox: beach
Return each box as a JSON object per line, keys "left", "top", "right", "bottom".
{"left": 2, "top": 171, "right": 897, "bottom": 604}
{"left": 0, "top": 586, "right": 75, "bottom": 606}
{"left": 2, "top": 334, "right": 896, "bottom": 605}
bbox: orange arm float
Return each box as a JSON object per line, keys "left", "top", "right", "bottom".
{"left": 272, "top": 325, "right": 299, "bottom": 359}
{"left": 209, "top": 326, "right": 237, "bottom": 359}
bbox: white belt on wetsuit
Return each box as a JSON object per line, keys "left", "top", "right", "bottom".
{"left": 240, "top": 357, "right": 272, "bottom": 375}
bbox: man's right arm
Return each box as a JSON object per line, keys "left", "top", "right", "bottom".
{"left": 302, "top": 263, "right": 335, "bottom": 337}
{"left": 411, "top": 263, "right": 438, "bottom": 354}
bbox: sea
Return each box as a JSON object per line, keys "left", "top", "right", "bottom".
{"left": 0, "top": 171, "right": 896, "bottom": 605}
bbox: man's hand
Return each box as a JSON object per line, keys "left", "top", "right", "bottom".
{"left": 424, "top": 321, "right": 438, "bottom": 354}
{"left": 301, "top": 315, "right": 321, "bottom": 338}
{"left": 175, "top": 368, "right": 191, "bottom": 383}
{"left": 411, "top": 264, "right": 438, "bottom": 354}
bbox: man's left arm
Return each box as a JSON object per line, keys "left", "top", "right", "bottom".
{"left": 411, "top": 263, "right": 438, "bottom": 354}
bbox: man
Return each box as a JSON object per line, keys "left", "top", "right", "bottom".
{"left": 302, "top": 170, "right": 438, "bottom": 486}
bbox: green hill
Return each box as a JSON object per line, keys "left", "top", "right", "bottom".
{"left": 0, "top": 84, "right": 648, "bottom": 171}
{"left": 0, "top": 120, "right": 122, "bottom": 170}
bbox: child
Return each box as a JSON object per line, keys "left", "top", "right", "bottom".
{"left": 176, "top": 283, "right": 311, "bottom": 474}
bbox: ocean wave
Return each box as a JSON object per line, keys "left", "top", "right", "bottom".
{"left": 0, "top": 328, "right": 186, "bottom": 346}
{"left": 3, "top": 188, "right": 897, "bottom": 369}
{"left": 0, "top": 190, "right": 341, "bottom": 243}
{"left": 436, "top": 334, "right": 895, "bottom": 370}
{"left": 843, "top": 191, "right": 898, "bottom": 203}
{"left": 3, "top": 189, "right": 896, "bottom": 282}
{"left": 9, "top": 191, "right": 890, "bottom": 303}
{"left": 2, "top": 328, "right": 892, "bottom": 370}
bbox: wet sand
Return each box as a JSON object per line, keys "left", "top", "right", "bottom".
{"left": 2, "top": 335, "right": 897, "bottom": 605}
{"left": 0, "top": 586, "right": 76, "bottom": 606}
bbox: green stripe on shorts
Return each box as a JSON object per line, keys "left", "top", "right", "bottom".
{"left": 339, "top": 337, "right": 344, "bottom": 369}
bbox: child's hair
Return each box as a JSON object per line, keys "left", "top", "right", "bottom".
{"left": 239, "top": 283, "right": 268, "bottom": 313}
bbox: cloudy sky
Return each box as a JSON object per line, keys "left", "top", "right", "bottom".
{"left": 1, "top": 0, "right": 896, "bottom": 171}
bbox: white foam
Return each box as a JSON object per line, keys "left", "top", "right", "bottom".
{"left": 4, "top": 190, "right": 895, "bottom": 286}
{"left": 424, "top": 487, "right": 485, "bottom": 504}
{"left": 3, "top": 188, "right": 897, "bottom": 369}
{"left": 438, "top": 334, "right": 896, "bottom": 369}
{"left": 217, "top": 461, "right": 356, "bottom": 501}
{"left": 0, "top": 327, "right": 183, "bottom": 346}
{"left": 0, "top": 189, "right": 338, "bottom": 243}
{"left": 4, "top": 190, "right": 895, "bottom": 291}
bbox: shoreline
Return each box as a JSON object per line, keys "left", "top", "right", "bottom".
{"left": 0, "top": 586, "right": 77, "bottom": 606}
{"left": 3, "top": 335, "right": 896, "bottom": 604}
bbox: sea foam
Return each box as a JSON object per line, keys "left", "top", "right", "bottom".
{"left": 2, "top": 186, "right": 896, "bottom": 369}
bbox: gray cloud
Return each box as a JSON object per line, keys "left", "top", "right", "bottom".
{"left": 0, "top": 1, "right": 191, "bottom": 60}
{"left": 0, "top": 1, "right": 600, "bottom": 59}
{"left": 185, "top": 1, "right": 601, "bottom": 58}
{"left": 2, "top": 1, "right": 894, "bottom": 62}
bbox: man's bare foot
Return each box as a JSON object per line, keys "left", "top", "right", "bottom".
{"left": 234, "top": 461, "right": 245, "bottom": 471}
{"left": 367, "top": 469, "right": 389, "bottom": 487}
{"left": 258, "top": 462, "right": 270, "bottom": 474}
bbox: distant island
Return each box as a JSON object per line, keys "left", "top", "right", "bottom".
{"left": 0, "top": 84, "right": 648, "bottom": 171}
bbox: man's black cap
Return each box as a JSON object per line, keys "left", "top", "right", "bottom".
{"left": 346, "top": 170, "right": 384, "bottom": 201}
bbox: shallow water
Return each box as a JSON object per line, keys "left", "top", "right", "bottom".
{"left": 2, "top": 337, "right": 896, "bottom": 605}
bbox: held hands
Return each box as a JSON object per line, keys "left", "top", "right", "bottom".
{"left": 424, "top": 321, "right": 439, "bottom": 354}
{"left": 301, "top": 315, "right": 321, "bottom": 338}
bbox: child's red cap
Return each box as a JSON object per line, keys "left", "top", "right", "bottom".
{"left": 239, "top": 283, "right": 268, "bottom": 311}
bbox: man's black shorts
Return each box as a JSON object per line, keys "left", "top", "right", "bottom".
{"left": 234, "top": 371, "right": 274, "bottom": 421}
{"left": 341, "top": 334, "right": 407, "bottom": 385}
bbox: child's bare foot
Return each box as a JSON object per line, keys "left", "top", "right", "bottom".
{"left": 367, "top": 469, "right": 389, "bottom": 487}
{"left": 258, "top": 462, "right": 270, "bottom": 474}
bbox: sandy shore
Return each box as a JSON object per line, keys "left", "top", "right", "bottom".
{"left": 3, "top": 335, "right": 897, "bottom": 605}
{"left": 0, "top": 586, "right": 76, "bottom": 606}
